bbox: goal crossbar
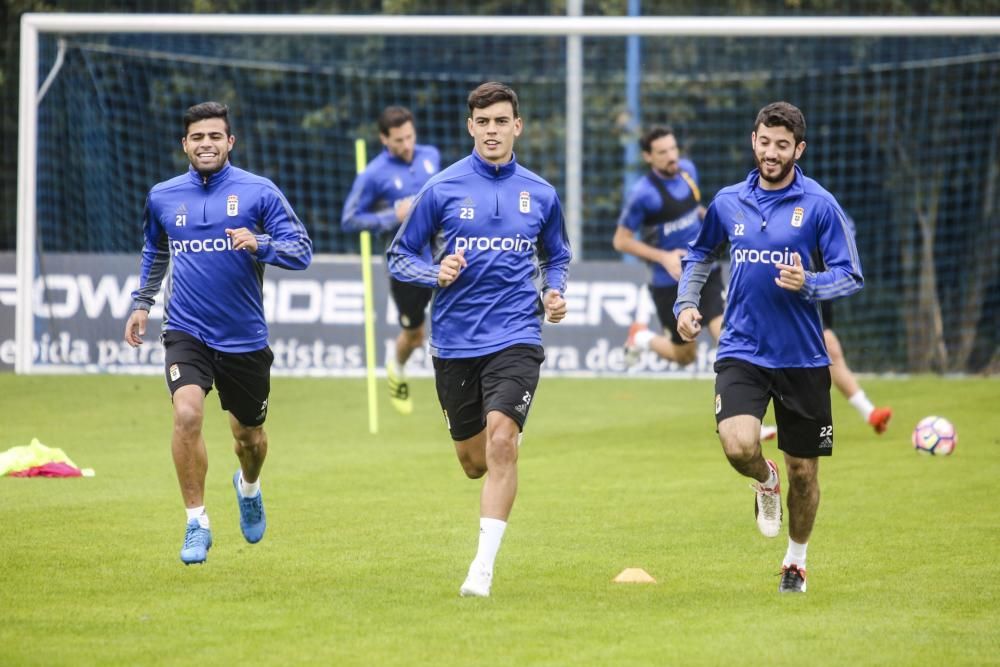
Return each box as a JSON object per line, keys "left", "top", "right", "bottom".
{"left": 19, "top": 14, "right": 1000, "bottom": 37}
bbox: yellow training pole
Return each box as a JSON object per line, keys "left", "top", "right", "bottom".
{"left": 355, "top": 138, "right": 378, "bottom": 435}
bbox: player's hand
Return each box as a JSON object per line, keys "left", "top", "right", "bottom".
{"left": 394, "top": 196, "right": 414, "bottom": 222}
{"left": 124, "top": 309, "right": 149, "bottom": 348}
{"left": 676, "top": 307, "right": 702, "bottom": 342}
{"left": 774, "top": 252, "right": 805, "bottom": 291}
{"left": 226, "top": 227, "right": 258, "bottom": 252}
{"left": 543, "top": 289, "right": 567, "bottom": 323}
{"left": 437, "top": 248, "right": 467, "bottom": 287}
{"left": 659, "top": 248, "right": 687, "bottom": 281}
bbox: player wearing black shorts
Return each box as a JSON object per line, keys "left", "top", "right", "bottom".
{"left": 387, "top": 83, "right": 571, "bottom": 598}
{"left": 614, "top": 125, "right": 725, "bottom": 367}
{"left": 675, "top": 102, "right": 864, "bottom": 593}
{"left": 124, "top": 101, "right": 312, "bottom": 565}
{"left": 342, "top": 105, "right": 441, "bottom": 415}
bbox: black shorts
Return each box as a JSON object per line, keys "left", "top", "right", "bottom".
{"left": 651, "top": 268, "right": 725, "bottom": 344}
{"left": 389, "top": 276, "right": 433, "bottom": 330}
{"left": 162, "top": 329, "right": 274, "bottom": 427}
{"left": 432, "top": 344, "right": 545, "bottom": 441}
{"left": 714, "top": 358, "right": 833, "bottom": 458}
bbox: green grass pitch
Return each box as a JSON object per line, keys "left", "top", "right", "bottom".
{"left": 0, "top": 374, "right": 997, "bottom": 666}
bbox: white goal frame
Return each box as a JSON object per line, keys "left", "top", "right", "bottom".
{"left": 16, "top": 12, "right": 1000, "bottom": 373}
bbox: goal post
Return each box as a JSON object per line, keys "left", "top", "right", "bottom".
{"left": 15, "top": 13, "right": 1000, "bottom": 375}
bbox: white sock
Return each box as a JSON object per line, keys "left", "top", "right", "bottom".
{"left": 783, "top": 538, "right": 808, "bottom": 569}
{"left": 473, "top": 517, "right": 507, "bottom": 572}
{"left": 239, "top": 473, "right": 261, "bottom": 498}
{"left": 388, "top": 358, "right": 406, "bottom": 378}
{"left": 848, "top": 390, "right": 875, "bottom": 421}
{"left": 186, "top": 506, "right": 210, "bottom": 529}
{"left": 634, "top": 328, "right": 656, "bottom": 350}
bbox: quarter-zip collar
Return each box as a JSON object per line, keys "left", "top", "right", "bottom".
{"left": 470, "top": 149, "right": 517, "bottom": 180}
{"left": 738, "top": 164, "right": 804, "bottom": 204}
{"left": 187, "top": 161, "right": 233, "bottom": 188}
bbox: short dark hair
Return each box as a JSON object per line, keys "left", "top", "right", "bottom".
{"left": 183, "top": 101, "right": 230, "bottom": 135}
{"left": 754, "top": 101, "right": 806, "bottom": 144}
{"left": 378, "top": 106, "right": 414, "bottom": 136}
{"left": 467, "top": 82, "right": 519, "bottom": 118}
{"left": 639, "top": 125, "right": 675, "bottom": 153}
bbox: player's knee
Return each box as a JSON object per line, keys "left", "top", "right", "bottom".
{"left": 719, "top": 432, "right": 757, "bottom": 465}
{"left": 172, "top": 402, "right": 204, "bottom": 435}
{"left": 486, "top": 432, "right": 519, "bottom": 468}
{"left": 401, "top": 326, "right": 424, "bottom": 348}
{"left": 463, "top": 466, "right": 487, "bottom": 480}
{"left": 233, "top": 424, "right": 266, "bottom": 452}
{"left": 458, "top": 456, "right": 487, "bottom": 479}
{"left": 786, "top": 460, "right": 817, "bottom": 493}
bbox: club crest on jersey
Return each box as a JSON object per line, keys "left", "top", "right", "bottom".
{"left": 423, "top": 159, "right": 435, "bottom": 174}
{"left": 393, "top": 177, "right": 403, "bottom": 190}
{"left": 227, "top": 194, "right": 239, "bottom": 217}
{"left": 791, "top": 207, "right": 804, "bottom": 227}
{"left": 519, "top": 191, "right": 531, "bottom": 214}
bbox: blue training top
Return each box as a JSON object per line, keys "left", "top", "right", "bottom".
{"left": 617, "top": 158, "right": 707, "bottom": 287}
{"left": 130, "top": 162, "right": 313, "bottom": 353}
{"left": 387, "top": 150, "right": 572, "bottom": 359}
{"left": 341, "top": 144, "right": 441, "bottom": 234}
{"left": 674, "top": 165, "right": 863, "bottom": 368}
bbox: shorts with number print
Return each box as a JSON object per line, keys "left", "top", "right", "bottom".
{"left": 433, "top": 344, "right": 545, "bottom": 441}
{"left": 714, "top": 358, "right": 833, "bottom": 458}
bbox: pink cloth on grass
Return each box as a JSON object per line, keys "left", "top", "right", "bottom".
{"left": 9, "top": 462, "right": 83, "bottom": 477}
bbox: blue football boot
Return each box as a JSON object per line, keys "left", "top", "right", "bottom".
{"left": 233, "top": 471, "right": 266, "bottom": 544}
{"left": 180, "top": 518, "right": 212, "bottom": 565}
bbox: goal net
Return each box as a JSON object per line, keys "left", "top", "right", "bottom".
{"left": 15, "top": 14, "right": 1000, "bottom": 374}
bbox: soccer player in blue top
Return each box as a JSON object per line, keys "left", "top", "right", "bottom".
{"left": 342, "top": 106, "right": 441, "bottom": 415}
{"left": 614, "top": 126, "right": 724, "bottom": 367}
{"left": 675, "top": 101, "right": 863, "bottom": 593}
{"left": 614, "top": 125, "right": 778, "bottom": 442}
{"left": 388, "top": 82, "right": 571, "bottom": 597}
{"left": 124, "top": 101, "right": 313, "bottom": 565}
